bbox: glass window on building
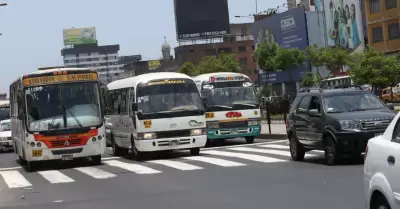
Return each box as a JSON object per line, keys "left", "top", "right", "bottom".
{"left": 388, "top": 23, "right": 400, "bottom": 40}
{"left": 370, "top": 0, "right": 381, "bottom": 13}
{"left": 386, "top": 0, "right": 397, "bottom": 9}
{"left": 372, "top": 26, "right": 383, "bottom": 43}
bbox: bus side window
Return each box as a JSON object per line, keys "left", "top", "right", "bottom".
{"left": 129, "top": 87, "right": 135, "bottom": 114}
{"left": 119, "top": 89, "right": 128, "bottom": 115}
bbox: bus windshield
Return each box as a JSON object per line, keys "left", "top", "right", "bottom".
{"left": 203, "top": 86, "right": 258, "bottom": 110}
{"left": 25, "top": 82, "right": 102, "bottom": 131}
{"left": 137, "top": 82, "right": 203, "bottom": 114}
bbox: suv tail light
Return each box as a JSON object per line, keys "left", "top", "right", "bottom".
{"left": 364, "top": 146, "right": 368, "bottom": 160}
{"left": 285, "top": 120, "right": 288, "bottom": 129}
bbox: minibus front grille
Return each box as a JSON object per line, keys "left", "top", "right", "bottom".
{"left": 157, "top": 130, "right": 191, "bottom": 139}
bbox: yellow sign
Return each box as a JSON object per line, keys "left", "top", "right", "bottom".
{"left": 144, "top": 120, "right": 152, "bottom": 128}
{"left": 148, "top": 80, "right": 185, "bottom": 85}
{"left": 205, "top": 112, "right": 215, "bottom": 118}
{"left": 32, "top": 150, "right": 43, "bottom": 157}
{"left": 148, "top": 60, "right": 161, "bottom": 70}
{"left": 23, "top": 73, "right": 98, "bottom": 86}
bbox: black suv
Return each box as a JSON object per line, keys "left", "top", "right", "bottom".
{"left": 287, "top": 88, "right": 396, "bottom": 165}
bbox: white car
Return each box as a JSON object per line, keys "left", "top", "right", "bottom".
{"left": 364, "top": 112, "right": 400, "bottom": 209}
{"left": 0, "top": 119, "right": 13, "bottom": 152}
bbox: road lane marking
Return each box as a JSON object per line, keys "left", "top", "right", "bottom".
{"left": 183, "top": 156, "right": 246, "bottom": 167}
{"left": 147, "top": 160, "right": 203, "bottom": 171}
{"left": 38, "top": 170, "right": 75, "bottom": 184}
{"left": 74, "top": 167, "right": 117, "bottom": 179}
{"left": 101, "top": 156, "right": 120, "bottom": 160}
{"left": 201, "top": 140, "right": 288, "bottom": 150}
{"left": 202, "top": 150, "right": 286, "bottom": 163}
{"left": 228, "top": 147, "right": 319, "bottom": 158}
{"left": 258, "top": 144, "right": 289, "bottom": 150}
{"left": 103, "top": 160, "right": 161, "bottom": 174}
{"left": 0, "top": 170, "right": 32, "bottom": 188}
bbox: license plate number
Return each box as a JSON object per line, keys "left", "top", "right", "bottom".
{"left": 32, "top": 150, "right": 42, "bottom": 157}
{"left": 168, "top": 140, "right": 179, "bottom": 147}
{"left": 61, "top": 155, "right": 73, "bottom": 161}
{"left": 375, "top": 132, "right": 383, "bottom": 137}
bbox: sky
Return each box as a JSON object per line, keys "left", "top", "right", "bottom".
{"left": 0, "top": 0, "right": 286, "bottom": 93}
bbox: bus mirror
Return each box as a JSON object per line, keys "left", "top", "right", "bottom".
{"left": 17, "top": 110, "right": 24, "bottom": 120}
{"left": 132, "top": 103, "right": 138, "bottom": 111}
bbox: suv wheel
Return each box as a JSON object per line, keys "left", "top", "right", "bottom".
{"left": 289, "top": 134, "right": 305, "bottom": 161}
{"left": 371, "top": 194, "right": 391, "bottom": 209}
{"left": 324, "top": 136, "right": 337, "bottom": 166}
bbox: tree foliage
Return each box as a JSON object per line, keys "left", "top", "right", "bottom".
{"left": 178, "top": 54, "right": 240, "bottom": 76}
{"left": 348, "top": 48, "right": 400, "bottom": 89}
{"left": 253, "top": 40, "right": 279, "bottom": 73}
{"left": 322, "top": 46, "right": 350, "bottom": 73}
{"left": 273, "top": 47, "right": 306, "bottom": 71}
{"left": 300, "top": 72, "right": 321, "bottom": 87}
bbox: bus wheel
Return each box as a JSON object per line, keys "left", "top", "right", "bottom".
{"left": 91, "top": 155, "right": 101, "bottom": 166}
{"left": 131, "top": 138, "right": 145, "bottom": 161}
{"left": 190, "top": 148, "right": 200, "bottom": 156}
{"left": 245, "top": 136, "right": 255, "bottom": 144}
{"left": 112, "top": 137, "right": 128, "bottom": 156}
{"left": 26, "top": 161, "right": 36, "bottom": 172}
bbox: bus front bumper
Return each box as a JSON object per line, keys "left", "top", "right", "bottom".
{"left": 26, "top": 141, "right": 106, "bottom": 161}
{"left": 207, "top": 125, "right": 261, "bottom": 139}
{"left": 135, "top": 135, "right": 207, "bottom": 152}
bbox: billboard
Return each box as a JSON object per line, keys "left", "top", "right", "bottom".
{"left": 321, "top": 0, "right": 364, "bottom": 52}
{"left": 254, "top": 7, "right": 309, "bottom": 84}
{"left": 254, "top": 7, "right": 308, "bottom": 50}
{"left": 63, "top": 27, "right": 96, "bottom": 46}
{"left": 174, "top": 0, "right": 230, "bottom": 40}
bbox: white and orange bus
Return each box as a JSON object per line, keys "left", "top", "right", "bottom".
{"left": 10, "top": 68, "right": 105, "bottom": 171}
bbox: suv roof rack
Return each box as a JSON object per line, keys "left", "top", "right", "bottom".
{"left": 299, "top": 87, "right": 324, "bottom": 93}
{"left": 333, "top": 85, "right": 364, "bottom": 90}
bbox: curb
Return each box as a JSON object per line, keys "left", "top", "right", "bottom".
{"left": 259, "top": 134, "right": 287, "bottom": 140}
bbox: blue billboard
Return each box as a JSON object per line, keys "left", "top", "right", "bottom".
{"left": 254, "top": 7, "right": 309, "bottom": 84}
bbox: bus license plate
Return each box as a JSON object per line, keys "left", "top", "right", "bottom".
{"left": 61, "top": 155, "right": 73, "bottom": 161}
{"left": 32, "top": 150, "right": 42, "bottom": 157}
{"left": 168, "top": 140, "right": 179, "bottom": 147}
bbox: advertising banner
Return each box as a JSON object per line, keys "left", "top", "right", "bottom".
{"left": 321, "top": 0, "right": 364, "bottom": 53}
{"left": 63, "top": 27, "right": 96, "bottom": 46}
{"left": 254, "top": 7, "right": 309, "bottom": 84}
{"left": 174, "top": 0, "right": 230, "bottom": 40}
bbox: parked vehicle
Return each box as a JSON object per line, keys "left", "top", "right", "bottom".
{"left": 0, "top": 119, "right": 12, "bottom": 152}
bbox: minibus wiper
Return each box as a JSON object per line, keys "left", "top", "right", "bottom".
{"left": 63, "top": 106, "right": 83, "bottom": 128}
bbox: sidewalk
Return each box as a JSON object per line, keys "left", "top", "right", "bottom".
{"left": 259, "top": 121, "right": 287, "bottom": 140}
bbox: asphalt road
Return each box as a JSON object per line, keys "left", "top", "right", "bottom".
{"left": 0, "top": 138, "right": 364, "bottom": 209}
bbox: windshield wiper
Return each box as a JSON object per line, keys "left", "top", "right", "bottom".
{"left": 233, "top": 103, "right": 257, "bottom": 107}
{"left": 349, "top": 108, "right": 379, "bottom": 112}
{"left": 63, "top": 105, "right": 83, "bottom": 128}
{"left": 207, "top": 105, "right": 232, "bottom": 109}
{"left": 48, "top": 116, "right": 61, "bottom": 131}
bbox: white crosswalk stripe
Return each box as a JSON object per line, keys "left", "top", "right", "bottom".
{"left": 74, "top": 167, "right": 117, "bottom": 179}
{"left": 0, "top": 170, "right": 32, "bottom": 188}
{"left": 148, "top": 160, "right": 203, "bottom": 171}
{"left": 38, "top": 170, "right": 75, "bottom": 184}
{"left": 258, "top": 144, "right": 289, "bottom": 150}
{"left": 103, "top": 160, "right": 161, "bottom": 174}
{"left": 202, "top": 150, "right": 286, "bottom": 163}
{"left": 183, "top": 156, "right": 246, "bottom": 167}
{"left": 228, "top": 147, "right": 319, "bottom": 158}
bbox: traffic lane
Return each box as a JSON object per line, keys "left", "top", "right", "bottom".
{"left": 0, "top": 158, "right": 364, "bottom": 209}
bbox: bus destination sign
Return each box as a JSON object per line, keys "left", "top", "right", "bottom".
{"left": 148, "top": 79, "right": 185, "bottom": 85}
{"left": 23, "top": 73, "right": 98, "bottom": 86}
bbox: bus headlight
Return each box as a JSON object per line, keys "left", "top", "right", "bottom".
{"left": 248, "top": 120, "right": 260, "bottom": 126}
{"left": 207, "top": 122, "right": 219, "bottom": 128}
{"left": 190, "top": 129, "right": 204, "bottom": 136}
{"left": 138, "top": 133, "right": 156, "bottom": 140}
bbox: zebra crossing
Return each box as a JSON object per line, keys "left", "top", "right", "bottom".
{"left": 0, "top": 141, "right": 326, "bottom": 190}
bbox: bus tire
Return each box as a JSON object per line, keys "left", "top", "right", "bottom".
{"left": 26, "top": 161, "right": 36, "bottom": 172}
{"left": 190, "top": 148, "right": 200, "bottom": 156}
{"left": 245, "top": 136, "right": 255, "bottom": 144}
{"left": 111, "top": 135, "right": 128, "bottom": 156}
{"left": 91, "top": 155, "right": 101, "bottom": 166}
{"left": 131, "top": 137, "right": 145, "bottom": 161}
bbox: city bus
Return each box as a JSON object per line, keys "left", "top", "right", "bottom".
{"left": 105, "top": 72, "right": 207, "bottom": 160}
{"left": 193, "top": 72, "right": 261, "bottom": 144}
{"left": 10, "top": 68, "right": 105, "bottom": 171}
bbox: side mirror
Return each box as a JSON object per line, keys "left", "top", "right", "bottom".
{"left": 309, "top": 109, "right": 320, "bottom": 117}
{"left": 387, "top": 103, "right": 395, "bottom": 110}
{"left": 132, "top": 103, "right": 138, "bottom": 111}
{"left": 17, "top": 110, "right": 24, "bottom": 120}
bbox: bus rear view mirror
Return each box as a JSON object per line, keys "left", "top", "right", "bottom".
{"left": 132, "top": 103, "right": 138, "bottom": 111}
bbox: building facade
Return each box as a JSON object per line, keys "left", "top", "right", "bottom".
{"left": 174, "top": 23, "right": 257, "bottom": 81}
{"left": 61, "top": 43, "right": 123, "bottom": 85}
{"left": 365, "top": 0, "right": 400, "bottom": 53}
